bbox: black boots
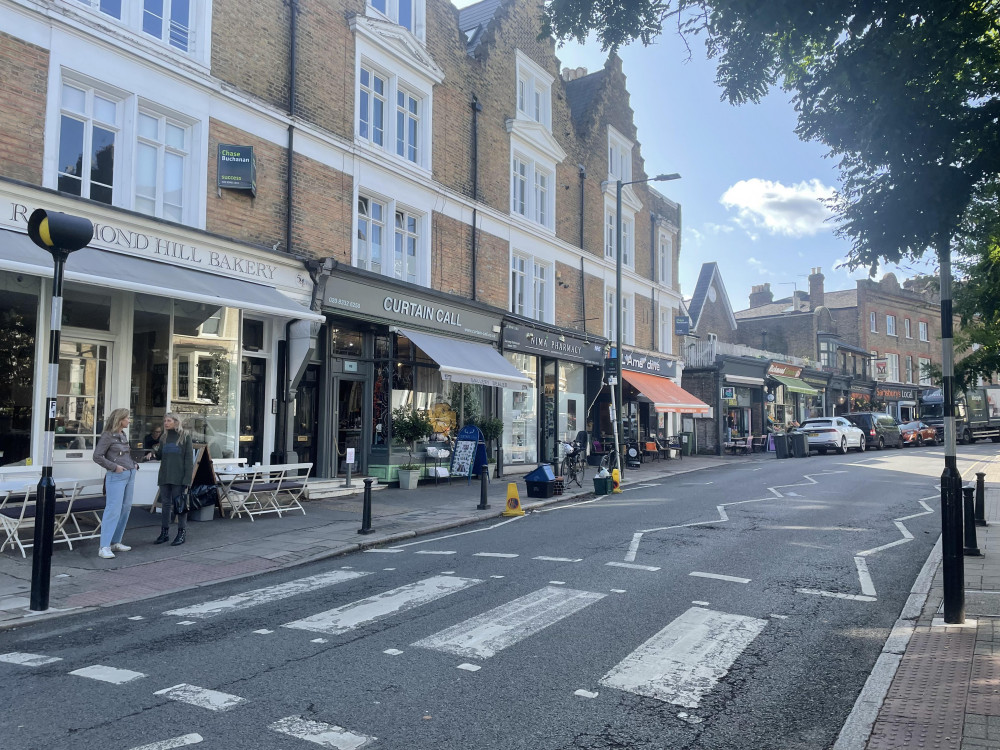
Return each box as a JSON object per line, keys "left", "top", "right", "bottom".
{"left": 171, "top": 529, "right": 187, "bottom": 546}
{"left": 154, "top": 529, "right": 170, "bottom": 544}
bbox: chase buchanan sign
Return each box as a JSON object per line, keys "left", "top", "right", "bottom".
{"left": 322, "top": 274, "right": 500, "bottom": 342}
{"left": 217, "top": 144, "right": 257, "bottom": 197}
{"left": 6, "top": 198, "right": 306, "bottom": 292}
{"left": 503, "top": 322, "right": 604, "bottom": 365}
{"left": 622, "top": 348, "right": 678, "bottom": 378}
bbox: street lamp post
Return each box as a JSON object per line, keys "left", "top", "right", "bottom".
{"left": 614, "top": 173, "right": 680, "bottom": 477}
{"left": 26, "top": 209, "right": 93, "bottom": 611}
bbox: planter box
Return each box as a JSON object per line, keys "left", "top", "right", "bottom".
{"left": 397, "top": 469, "right": 420, "bottom": 489}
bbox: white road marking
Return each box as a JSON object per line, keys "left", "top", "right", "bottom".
{"left": 0, "top": 652, "right": 62, "bottom": 667}
{"left": 176, "top": 621, "right": 196, "bottom": 626}
{"left": 128, "top": 616, "right": 145, "bottom": 621}
{"left": 383, "top": 568, "right": 395, "bottom": 571}
{"left": 128, "top": 734, "right": 203, "bottom": 750}
{"left": 440, "top": 571, "right": 455, "bottom": 574}
{"left": 575, "top": 689, "right": 599, "bottom": 698}
{"left": 457, "top": 663, "right": 481, "bottom": 672}
{"left": 474, "top": 552, "right": 519, "bottom": 558}
{"left": 855, "top": 557, "right": 876, "bottom": 597}
{"left": 154, "top": 684, "right": 244, "bottom": 712}
{"left": 390, "top": 516, "right": 524, "bottom": 547}
{"left": 796, "top": 588, "right": 877, "bottom": 602}
{"left": 383, "top": 649, "right": 403, "bottom": 656}
{"left": 625, "top": 533, "right": 643, "bottom": 562}
{"left": 765, "top": 526, "right": 872, "bottom": 532}
{"left": 692, "top": 601, "right": 709, "bottom": 606}
{"left": 253, "top": 629, "right": 273, "bottom": 635}
{"left": 414, "top": 550, "right": 457, "bottom": 555}
{"left": 269, "top": 716, "right": 375, "bottom": 749}
{"left": 533, "top": 556, "right": 583, "bottom": 562}
{"left": 70, "top": 665, "right": 145, "bottom": 684}
{"left": 689, "top": 572, "right": 751, "bottom": 584}
{"left": 770, "top": 614, "right": 788, "bottom": 619}
{"left": 601, "top": 606, "right": 767, "bottom": 707}
{"left": 549, "top": 580, "right": 566, "bottom": 585}
{"left": 414, "top": 586, "right": 606, "bottom": 659}
{"left": 365, "top": 548, "right": 403, "bottom": 553}
{"left": 611, "top": 589, "right": 627, "bottom": 593}
{"left": 490, "top": 575, "right": 505, "bottom": 579}
{"left": 283, "top": 576, "right": 482, "bottom": 635}
{"left": 311, "top": 639, "right": 328, "bottom": 644}
{"left": 606, "top": 562, "right": 661, "bottom": 572}
{"left": 164, "top": 570, "right": 371, "bottom": 619}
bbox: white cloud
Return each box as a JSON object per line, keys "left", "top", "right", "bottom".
{"left": 720, "top": 178, "right": 835, "bottom": 238}
{"left": 747, "top": 256, "right": 773, "bottom": 276}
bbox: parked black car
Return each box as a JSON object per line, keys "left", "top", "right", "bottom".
{"left": 844, "top": 412, "right": 904, "bottom": 450}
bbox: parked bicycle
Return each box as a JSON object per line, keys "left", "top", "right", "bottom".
{"left": 598, "top": 448, "right": 621, "bottom": 475}
{"left": 559, "top": 440, "right": 586, "bottom": 488}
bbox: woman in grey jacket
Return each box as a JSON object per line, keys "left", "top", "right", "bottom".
{"left": 92, "top": 407, "right": 138, "bottom": 559}
{"left": 154, "top": 412, "right": 194, "bottom": 546}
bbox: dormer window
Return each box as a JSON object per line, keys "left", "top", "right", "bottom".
{"left": 368, "top": 0, "right": 423, "bottom": 37}
{"left": 608, "top": 127, "right": 633, "bottom": 182}
{"left": 515, "top": 51, "right": 553, "bottom": 130}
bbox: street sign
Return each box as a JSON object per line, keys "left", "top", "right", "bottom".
{"left": 604, "top": 357, "right": 619, "bottom": 377}
{"left": 606, "top": 376, "right": 618, "bottom": 386}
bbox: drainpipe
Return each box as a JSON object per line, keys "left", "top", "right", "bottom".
{"left": 471, "top": 96, "right": 482, "bottom": 301}
{"left": 650, "top": 212, "right": 658, "bottom": 350}
{"left": 578, "top": 165, "right": 587, "bottom": 333}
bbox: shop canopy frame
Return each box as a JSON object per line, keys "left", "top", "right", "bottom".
{"left": 395, "top": 327, "right": 532, "bottom": 391}
{"left": 621, "top": 370, "right": 710, "bottom": 414}
{"left": 769, "top": 374, "right": 819, "bottom": 396}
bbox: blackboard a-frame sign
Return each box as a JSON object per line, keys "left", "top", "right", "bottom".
{"left": 450, "top": 425, "right": 488, "bottom": 484}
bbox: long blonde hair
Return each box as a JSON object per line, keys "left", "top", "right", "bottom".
{"left": 162, "top": 412, "right": 186, "bottom": 440}
{"left": 104, "top": 408, "right": 130, "bottom": 435}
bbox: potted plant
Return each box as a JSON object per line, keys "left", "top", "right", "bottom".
{"left": 391, "top": 406, "right": 434, "bottom": 489}
{"left": 471, "top": 417, "right": 504, "bottom": 478}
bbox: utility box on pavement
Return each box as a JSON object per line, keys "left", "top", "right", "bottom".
{"left": 525, "top": 464, "right": 556, "bottom": 498}
{"left": 681, "top": 432, "right": 693, "bottom": 456}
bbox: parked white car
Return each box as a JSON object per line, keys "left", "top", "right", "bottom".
{"left": 796, "top": 417, "right": 867, "bottom": 454}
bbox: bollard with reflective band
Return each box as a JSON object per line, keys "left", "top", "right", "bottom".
{"left": 358, "top": 478, "right": 374, "bottom": 535}
{"left": 964, "top": 487, "right": 982, "bottom": 556}
{"left": 976, "top": 472, "right": 988, "bottom": 527}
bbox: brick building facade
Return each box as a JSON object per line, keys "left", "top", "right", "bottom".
{"left": 0, "top": 0, "right": 688, "bottom": 482}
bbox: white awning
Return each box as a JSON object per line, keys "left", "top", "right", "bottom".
{"left": 725, "top": 375, "right": 765, "bottom": 386}
{"left": 0, "top": 228, "right": 322, "bottom": 321}
{"left": 396, "top": 327, "right": 531, "bottom": 390}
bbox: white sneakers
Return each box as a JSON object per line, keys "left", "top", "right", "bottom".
{"left": 98, "top": 547, "right": 115, "bottom": 559}
{"left": 111, "top": 543, "right": 132, "bottom": 552}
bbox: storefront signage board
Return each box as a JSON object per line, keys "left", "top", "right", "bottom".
{"left": 450, "top": 425, "right": 487, "bottom": 482}
{"left": 323, "top": 275, "right": 499, "bottom": 342}
{"left": 876, "top": 386, "right": 916, "bottom": 400}
{"left": 217, "top": 144, "right": 257, "bottom": 196}
{"left": 621, "top": 348, "right": 678, "bottom": 378}
{"left": 766, "top": 362, "right": 803, "bottom": 378}
{"left": 502, "top": 322, "right": 605, "bottom": 365}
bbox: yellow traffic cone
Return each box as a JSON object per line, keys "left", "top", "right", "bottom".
{"left": 611, "top": 468, "right": 622, "bottom": 493}
{"left": 503, "top": 482, "right": 525, "bottom": 516}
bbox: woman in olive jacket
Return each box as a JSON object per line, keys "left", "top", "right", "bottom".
{"left": 154, "top": 412, "right": 194, "bottom": 546}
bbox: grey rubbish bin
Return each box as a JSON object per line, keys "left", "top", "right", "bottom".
{"left": 790, "top": 432, "right": 810, "bottom": 457}
{"left": 773, "top": 433, "right": 790, "bottom": 459}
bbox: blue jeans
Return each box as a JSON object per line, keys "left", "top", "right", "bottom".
{"left": 101, "top": 468, "right": 136, "bottom": 547}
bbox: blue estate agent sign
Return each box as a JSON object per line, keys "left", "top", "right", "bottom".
{"left": 217, "top": 144, "right": 257, "bottom": 197}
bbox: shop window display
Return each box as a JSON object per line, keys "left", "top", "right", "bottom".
{"left": 503, "top": 352, "right": 537, "bottom": 464}
{"left": 0, "top": 272, "right": 39, "bottom": 466}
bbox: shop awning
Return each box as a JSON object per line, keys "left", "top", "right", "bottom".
{"left": 396, "top": 328, "right": 532, "bottom": 390}
{"left": 621, "top": 370, "right": 710, "bottom": 414}
{"left": 0, "top": 229, "right": 323, "bottom": 321}
{"left": 769, "top": 374, "right": 819, "bottom": 395}
{"left": 725, "top": 375, "right": 764, "bottom": 386}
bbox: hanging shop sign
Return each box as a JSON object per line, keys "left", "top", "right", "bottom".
{"left": 322, "top": 274, "right": 500, "bottom": 342}
{"left": 766, "top": 362, "right": 803, "bottom": 379}
{"left": 502, "top": 322, "right": 605, "bottom": 365}
{"left": 621, "top": 348, "right": 678, "bottom": 378}
{"left": 674, "top": 315, "right": 691, "bottom": 336}
{"left": 873, "top": 358, "right": 889, "bottom": 381}
{"left": 217, "top": 144, "right": 257, "bottom": 196}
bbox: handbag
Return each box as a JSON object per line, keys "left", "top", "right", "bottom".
{"left": 174, "top": 484, "right": 218, "bottom": 514}
{"left": 172, "top": 490, "right": 191, "bottom": 516}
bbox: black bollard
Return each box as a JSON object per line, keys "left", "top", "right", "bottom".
{"left": 358, "top": 478, "right": 374, "bottom": 535}
{"left": 964, "top": 487, "right": 982, "bottom": 556}
{"left": 976, "top": 472, "right": 988, "bottom": 527}
{"left": 477, "top": 469, "right": 490, "bottom": 510}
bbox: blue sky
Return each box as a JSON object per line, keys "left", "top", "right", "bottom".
{"left": 550, "top": 31, "right": 939, "bottom": 311}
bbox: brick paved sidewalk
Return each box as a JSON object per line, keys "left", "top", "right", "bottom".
{"left": 0, "top": 453, "right": 736, "bottom": 629}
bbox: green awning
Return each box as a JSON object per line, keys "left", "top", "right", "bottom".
{"left": 770, "top": 374, "right": 819, "bottom": 395}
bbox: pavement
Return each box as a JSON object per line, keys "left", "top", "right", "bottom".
{"left": 6, "top": 447, "right": 1000, "bottom": 750}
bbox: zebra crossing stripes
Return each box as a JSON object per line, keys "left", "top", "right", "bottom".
{"left": 70, "top": 665, "right": 145, "bottom": 684}
{"left": 0, "top": 651, "right": 63, "bottom": 666}
{"left": 163, "top": 570, "right": 371, "bottom": 619}
{"left": 413, "top": 586, "right": 605, "bottom": 659}
{"left": 283, "top": 575, "right": 482, "bottom": 636}
{"left": 128, "top": 734, "right": 203, "bottom": 750}
{"left": 154, "top": 683, "right": 245, "bottom": 712}
{"left": 269, "top": 716, "right": 375, "bottom": 749}
{"left": 600, "top": 606, "right": 767, "bottom": 708}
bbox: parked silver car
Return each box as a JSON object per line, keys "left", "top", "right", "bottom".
{"left": 797, "top": 417, "right": 867, "bottom": 454}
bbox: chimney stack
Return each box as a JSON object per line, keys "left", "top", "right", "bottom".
{"left": 749, "top": 283, "right": 773, "bottom": 308}
{"left": 809, "top": 267, "right": 825, "bottom": 310}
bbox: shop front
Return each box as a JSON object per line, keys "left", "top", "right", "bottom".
{"left": 765, "top": 362, "right": 819, "bottom": 429}
{"left": 500, "top": 319, "right": 606, "bottom": 468}
{"left": 320, "top": 270, "right": 527, "bottom": 482}
{"left": 718, "top": 359, "right": 768, "bottom": 443}
{"left": 874, "top": 385, "right": 919, "bottom": 422}
{"left": 0, "top": 182, "right": 322, "bottom": 498}
{"left": 802, "top": 370, "right": 830, "bottom": 419}
{"left": 828, "top": 375, "right": 853, "bottom": 416}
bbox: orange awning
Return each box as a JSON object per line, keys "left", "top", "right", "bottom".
{"left": 621, "top": 370, "right": 710, "bottom": 414}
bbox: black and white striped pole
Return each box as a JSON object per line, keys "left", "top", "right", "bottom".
{"left": 939, "top": 241, "right": 965, "bottom": 624}
{"left": 27, "top": 209, "right": 93, "bottom": 611}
